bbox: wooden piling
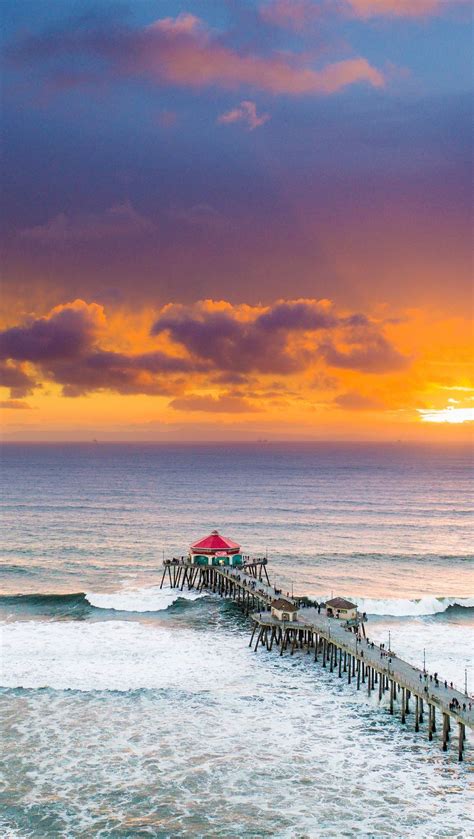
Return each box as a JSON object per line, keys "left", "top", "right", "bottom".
{"left": 442, "top": 713, "right": 449, "bottom": 751}
{"left": 458, "top": 722, "right": 465, "bottom": 761}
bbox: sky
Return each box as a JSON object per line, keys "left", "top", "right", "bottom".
{"left": 1, "top": 0, "right": 473, "bottom": 441}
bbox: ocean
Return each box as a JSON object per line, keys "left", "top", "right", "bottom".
{"left": 1, "top": 442, "right": 473, "bottom": 838}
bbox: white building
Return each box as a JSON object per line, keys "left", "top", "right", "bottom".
{"left": 271, "top": 598, "right": 298, "bottom": 622}
{"left": 325, "top": 597, "right": 357, "bottom": 621}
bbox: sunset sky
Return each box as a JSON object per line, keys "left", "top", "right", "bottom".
{"left": 1, "top": 0, "right": 472, "bottom": 441}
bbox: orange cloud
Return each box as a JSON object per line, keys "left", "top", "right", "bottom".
{"left": 344, "top": 0, "right": 465, "bottom": 17}
{"left": 0, "top": 399, "right": 33, "bottom": 410}
{"left": 2, "top": 298, "right": 472, "bottom": 442}
{"left": 261, "top": 0, "right": 467, "bottom": 23}
{"left": 334, "top": 391, "right": 385, "bottom": 409}
{"left": 170, "top": 393, "right": 260, "bottom": 413}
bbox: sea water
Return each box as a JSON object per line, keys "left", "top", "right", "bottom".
{"left": 0, "top": 442, "right": 473, "bottom": 838}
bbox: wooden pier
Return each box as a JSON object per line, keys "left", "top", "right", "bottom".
{"left": 161, "top": 557, "right": 473, "bottom": 761}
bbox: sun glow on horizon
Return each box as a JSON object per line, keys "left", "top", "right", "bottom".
{"left": 418, "top": 406, "right": 474, "bottom": 424}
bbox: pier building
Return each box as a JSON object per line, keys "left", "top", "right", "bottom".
{"left": 325, "top": 597, "right": 358, "bottom": 621}
{"left": 271, "top": 598, "right": 298, "bottom": 622}
{"left": 189, "top": 530, "right": 243, "bottom": 567}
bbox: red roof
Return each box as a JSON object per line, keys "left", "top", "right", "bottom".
{"left": 191, "top": 530, "right": 240, "bottom": 552}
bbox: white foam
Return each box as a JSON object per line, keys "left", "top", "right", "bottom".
{"left": 366, "top": 618, "right": 474, "bottom": 688}
{"left": 85, "top": 585, "right": 204, "bottom": 612}
{"left": 353, "top": 595, "right": 474, "bottom": 617}
{"left": 0, "top": 619, "right": 252, "bottom": 692}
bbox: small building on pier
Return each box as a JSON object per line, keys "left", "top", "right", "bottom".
{"left": 189, "top": 530, "right": 243, "bottom": 567}
{"left": 271, "top": 598, "right": 298, "bottom": 622}
{"left": 326, "top": 597, "right": 357, "bottom": 620}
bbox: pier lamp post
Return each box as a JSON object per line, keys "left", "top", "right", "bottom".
{"left": 388, "top": 630, "right": 391, "bottom": 653}
{"left": 465, "top": 668, "right": 468, "bottom": 696}
{"left": 423, "top": 648, "right": 426, "bottom": 674}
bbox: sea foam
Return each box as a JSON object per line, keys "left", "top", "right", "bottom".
{"left": 84, "top": 586, "right": 205, "bottom": 612}
{"left": 355, "top": 595, "right": 474, "bottom": 617}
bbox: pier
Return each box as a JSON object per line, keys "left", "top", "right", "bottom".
{"left": 161, "top": 532, "right": 473, "bottom": 761}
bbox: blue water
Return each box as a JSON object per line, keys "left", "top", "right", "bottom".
{"left": 1, "top": 443, "right": 473, "bottom": 837}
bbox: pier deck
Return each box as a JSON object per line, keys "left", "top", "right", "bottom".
{"left": 251, "top": 609, "right": 473, "bottom": 731}
{"left": 161, "top": 558, "right": 473, "bottom": 758}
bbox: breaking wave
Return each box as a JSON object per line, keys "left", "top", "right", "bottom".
{"left": 355, "top": 595, "right": 474, "bottom": 617}
{"left": 85, "top": 587, "right": 204, "bottom": 612}
{"left": 1, "top": 589, "right": 473, "bottom": 618}
{"left": 0, "top": 587, "right": 205, "bottom": 615}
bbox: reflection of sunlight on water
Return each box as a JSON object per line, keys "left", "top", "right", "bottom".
{"left": 418, "top": 406, "right": 474, "bottom": 423}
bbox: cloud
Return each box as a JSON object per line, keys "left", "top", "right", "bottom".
{"left": 261, "top": 0, "right": 468, "bottom": 24}
{"left": 168, "top": 203, "right": 229, "bottom": 229}
{"left": 0, "top": 361, "right": 38, "bottom": 397}
{"left": 0, "top": 300, "right": 105, "bottom": 361}
{"left": 47, "top": 349, "right": 200, "bottom": 397}
{"left": 0, "top": 300, "right": 202, "bottom": 397}
{"left": 169, "top": 393, "right": 259, "bottom": 413}
{"left": 0, "top": 297, "right": 409, "bottom": 399}
{"left": 321, "top": 325, "right": 410, "bottom": 373}
{"left": 0, "top": 399, "right": 33, "bottom": 410}
{"left": 152, "top": 298, "right": 407, "bottom": 376}
{"left": 152, "top": 298, "right": 337, "bottom": 375}
{"left": 218, "top": 101, "right": 270, "bottom": 130}
{"left": 20, "top": 202, "right": 154, "bottom": 244}
{"left": 334, "top": 391, "right": 384, "bottom": 409}
{"left": 343, "top": 0, "right": 467, "bottom": 18}
{"left": 260, "top": 0, "right": 326, "bottom": 30}
{"left": 8, "top": 13, "right": 385, "bottom": 96}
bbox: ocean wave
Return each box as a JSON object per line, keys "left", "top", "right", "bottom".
{"left": 0, "top": 592, "right": 87, "bottom": 607}
{"left": 84, "top": 587, "right": 204, "bottom": 612}
{"left": 1, "top": 589, "right": 473, "bottom": 618}
{"left": 0, "top": 564, "right": 37, "bottom": 575}
{"left": 355, "top": 595, "right": 474, "bottom": 617}
{"left": 0, "top": 587, "right": 205, "bottom": 614}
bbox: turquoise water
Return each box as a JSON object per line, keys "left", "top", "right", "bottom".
{"left": 1, "top": 443, "right": 473, "bottom": 837}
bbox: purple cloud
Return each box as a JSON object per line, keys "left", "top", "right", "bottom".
{"left": 20, "top": 202, "right": 154, "bottom": 244}
{"left": 218, "top": 101, "right": 270, "bottom": 131}
{"left": 0, "top": 361, "right": 38, "bottom": 397}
